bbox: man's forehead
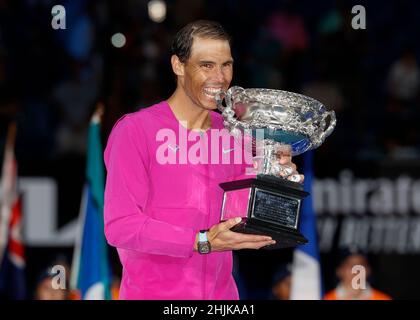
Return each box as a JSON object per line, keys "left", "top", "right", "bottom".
{"left": 345, "top": 254, "right": 368, "bottom": 265}
{"left": 190, "top": 37, "right": 232, "bottom": 59}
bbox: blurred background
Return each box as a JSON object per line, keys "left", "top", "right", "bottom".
{"left": 1, "top": 0, "right": 420, "bottom": 300}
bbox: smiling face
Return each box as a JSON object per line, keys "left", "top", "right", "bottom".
{"left": 173, "top": 37, "right": 233, "bottom": 110}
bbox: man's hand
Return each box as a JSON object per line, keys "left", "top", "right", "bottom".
{"left": 202, "top": 217, "right": 275, "bottom": 252}
{"left": 277, "top": 146, "right": 304, "bottom": 183}
{"left": 193, "top": 148, "right": 303, "bottom": 253}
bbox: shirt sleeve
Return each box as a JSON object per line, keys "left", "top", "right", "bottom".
{"left": 103, "top": 115, "right": 197, "bottom": 258}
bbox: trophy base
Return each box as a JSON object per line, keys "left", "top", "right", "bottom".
{"left": 220, "top": 174, "right": 309, "bottom": 249}
{"left": 231, "top": 218, "right": 308, "bottom": 250}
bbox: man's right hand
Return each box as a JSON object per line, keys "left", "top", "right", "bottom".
{"left": 206, "top": 217, "right": 276, "bottom": 251}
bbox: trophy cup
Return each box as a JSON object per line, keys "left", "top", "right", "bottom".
{"left": 215, "top": 86, "right": 336, "bottom": 249}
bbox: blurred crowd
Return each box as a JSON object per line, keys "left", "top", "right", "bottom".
{"left": 30, "top": 248, "right": 391, "bottom": 300}
{"left": 1, "top": 0, "right": 419, "bottom": 168}
{"left": 30, "top": 254, "right": 120, "bottom": 300}
{"left": 268, "top": 248, "right": 391, "bottom": 300}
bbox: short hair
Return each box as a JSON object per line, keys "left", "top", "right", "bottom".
{"left": 171, "top": 20, "right": 231, "bottom": 63}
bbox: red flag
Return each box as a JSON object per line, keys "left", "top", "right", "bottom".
{"left": 0, "top": 122, "right": 26, "bottom": 299}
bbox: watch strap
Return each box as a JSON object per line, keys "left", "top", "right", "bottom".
{"left": 198, "top": 230, "right": 208, "bottom": 242}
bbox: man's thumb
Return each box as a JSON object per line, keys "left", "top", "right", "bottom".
{"left": 224, "top": 217, "right": 242, "bottom": 230}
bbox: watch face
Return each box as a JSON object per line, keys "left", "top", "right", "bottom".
{"left": 198, "top": 242, "right": 211, "bottom": 254}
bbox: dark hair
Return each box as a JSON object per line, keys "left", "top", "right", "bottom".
{"left": 272, "top": 263, "right": 292, "bottom": 286}
{"left": 337, "top": 246, "right": 369, "bottom": 267}
{"left": 171, "top": 20, "right": 231, "bottom": 63}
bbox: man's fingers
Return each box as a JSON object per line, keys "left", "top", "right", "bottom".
{"left": 278, "top": 146, "right": 292, "bottom": 162}
{"left": 278, "top": 165, "right": 294, "bottom": 177}
{"left": 277, "top": 145, "right": 292, "bottom": 157}
{"left": 235, "top": 240, "right": 276, "bottom": 250}
{"left": 287, "top": 173, "right": 304, "bottom": 183}
{"left": 228, "top": 232, "right": 272, "bottom": 243}
{"left": 279, "top": 155, "right": 292, "bottom": 165}
{"left": 218, "top": 217, "right": 243, "bottom": 231}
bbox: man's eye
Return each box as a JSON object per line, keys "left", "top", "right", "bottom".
{"left": 202, "top": 64, "right": 213, "bottom": 69}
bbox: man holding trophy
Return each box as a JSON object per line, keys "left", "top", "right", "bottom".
{"left": 104, "top": 20, "right": 335, "bottom": 299}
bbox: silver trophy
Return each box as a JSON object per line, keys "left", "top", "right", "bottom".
{"left": 216, "top": 86, "right": 336, "bottom": 249}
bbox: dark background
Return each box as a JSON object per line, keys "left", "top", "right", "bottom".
{"left": 1, "top": 0, "right": 420, "bottom": 299}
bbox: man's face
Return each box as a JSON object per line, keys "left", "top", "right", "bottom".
{"left": 35, "top": 277, "right": 67, "bottom": 300}
{"left": 178, "top": 37, "right": 233, "bottom": 110}
{"left": 337, "top": 254, "right": 370, "bottom": 285}
{"left": 272, "top": 275, "right": 291, "bottom": 300}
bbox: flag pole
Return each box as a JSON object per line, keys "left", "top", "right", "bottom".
{"left": 0, "top": 122, "right": 18, "bottom": 268}
{"left": 6, "top": 122, "right": 17, "bottom": 150}
{"left": 69, "top": 102, "right": 110, "bottom": 299}
{"left": 92, "top": 102, "right": 105, "bottom": 124}
{"left": 70, "top": 102, "right": 105, "bottom": 294}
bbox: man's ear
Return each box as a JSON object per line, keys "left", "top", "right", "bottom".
{"left": 171, "top": 55, "right": 184, "bottom": 77}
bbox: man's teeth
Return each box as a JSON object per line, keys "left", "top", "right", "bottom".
{"left": 204, "top": 88, "right": 222, "bottom": 96}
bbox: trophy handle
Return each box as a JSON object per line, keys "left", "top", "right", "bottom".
{"left": 216, "top": 87, "right": 243, "bottom": 134}
{"left": 216, "top": 86, "right": 244, "bottom": 112}
{"left": 215, "top": 91, "right": 227, "bottom": 112}
{"left": 318, "top": 110, "right": 336, "bottom": 145}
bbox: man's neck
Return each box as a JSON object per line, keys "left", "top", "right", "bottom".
{"left": 337, "top": 283, "right": 372, "bottom": 299}
{"left": 167, "top": 88, "right": 211, "bottom": 131}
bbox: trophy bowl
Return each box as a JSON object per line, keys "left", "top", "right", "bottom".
{"left": 216, "top": 86, "right": 336, "bottom": 249}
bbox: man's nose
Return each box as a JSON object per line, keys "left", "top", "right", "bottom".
{"left": 212, "top": 66, "right": 225, "bottom": 83}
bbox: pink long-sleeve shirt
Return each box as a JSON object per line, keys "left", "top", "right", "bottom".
{"left": 104, "top": 101, "right": 249, "bottom": 299}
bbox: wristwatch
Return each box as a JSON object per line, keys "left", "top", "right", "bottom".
{"left": 197, "top": 230, "right": 211, "bottom": 254}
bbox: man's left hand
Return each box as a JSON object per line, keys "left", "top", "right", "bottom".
{"left": 277, "top": 147, "right": 304, "bottom": 183}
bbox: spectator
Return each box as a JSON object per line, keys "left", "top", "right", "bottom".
{"left": 34, "top": 267, "right": 70, "bottom": 300}
{"left": 387, "top": 49, "right": 420, "bottom": 105}
{"left": 271, "top": 264, "right": 292, "bottom": 300}
{"left": 324, "top": 248, "right": 391, "bottom": 300}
